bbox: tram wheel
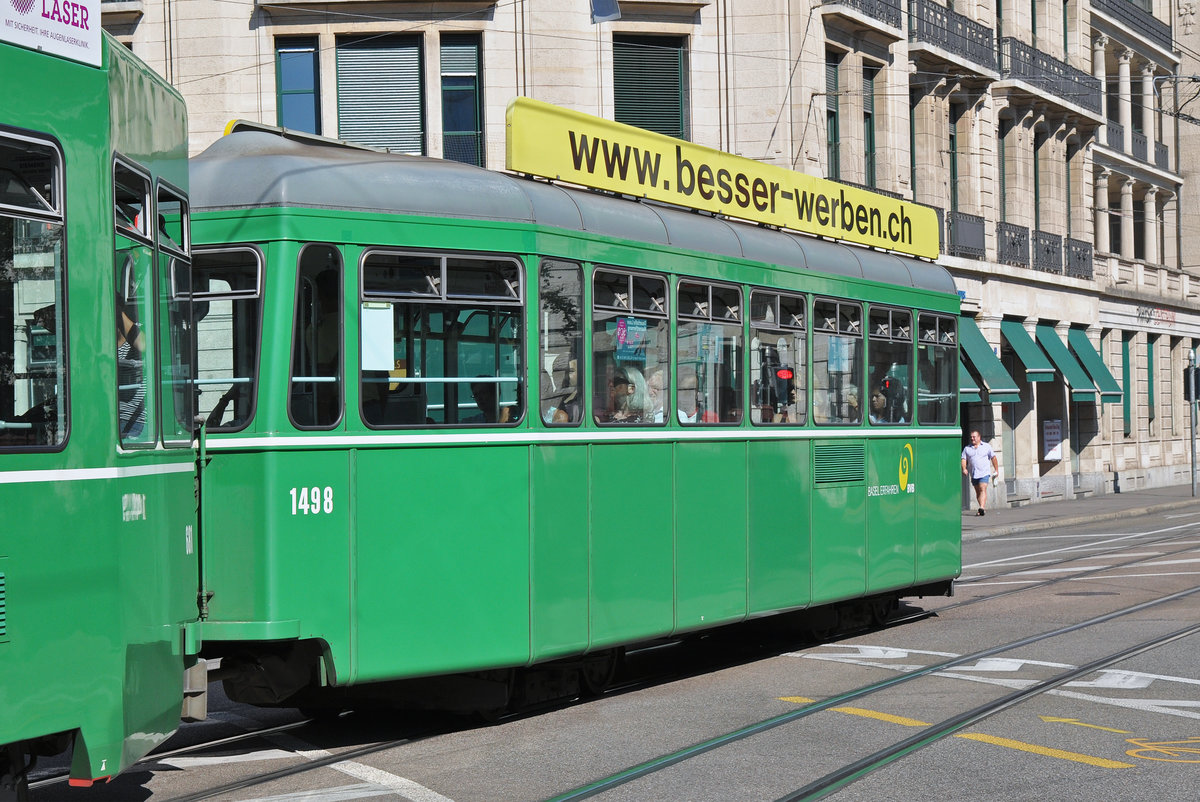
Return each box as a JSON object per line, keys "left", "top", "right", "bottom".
{"left": 579, "top": 648, "right": 621, "bottom": 697}
{"left": 0, "top": 745, "right": 31, "bottom": 802}
{"left": 475, "top": 669, "right": 516, "bottom": 723}
{"left": 870, "top": 597, "right": 894, "bottom": 626}
{"left": 806, "top": 606, "right": 840, "bottom": 642}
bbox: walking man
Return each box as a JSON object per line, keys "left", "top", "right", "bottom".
{"left": 961, "top": 430, "right": 999, "bottom": 515}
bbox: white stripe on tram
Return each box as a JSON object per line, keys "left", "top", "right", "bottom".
{"left": 0, "top": 461, "right": 195, "bottom": 485}
{"left": 206, "top": 426, "right": 958, "bottom": 450}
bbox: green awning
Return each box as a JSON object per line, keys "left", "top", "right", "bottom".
{"left": 959, "top": 359, "right": 982, "bottom": 403}
{"left": 1067, "top": 328, "right": 1123, "bottom": 403}
{"left": 1000, "top": 319, "right": 1056, "bottom": 382}
{"left": 960, "top": 318, "right": 1022, "bottom": 403}
{"left": 1035, "top": 324, "right": 1097, "bottom": 402}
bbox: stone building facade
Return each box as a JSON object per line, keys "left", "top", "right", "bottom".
{"left": 102, "top": 0, "right": 1200, "bottom": 507}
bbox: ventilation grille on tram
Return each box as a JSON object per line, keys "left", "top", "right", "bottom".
{"left": 813, "top": 441, "right": 866, "bottom": 483}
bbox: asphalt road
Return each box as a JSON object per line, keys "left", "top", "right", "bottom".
{"left": 31, "top": 505, "right": 1200, "bottom": 801}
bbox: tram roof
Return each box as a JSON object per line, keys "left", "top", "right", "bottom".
{"left": 190, "top": 130, "right": 954, "bottom": 295}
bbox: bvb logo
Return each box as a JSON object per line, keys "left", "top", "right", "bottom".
{"left": 898, "top": 443, "right": 914, "bottom": 491}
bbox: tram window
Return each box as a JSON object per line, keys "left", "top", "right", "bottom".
{"left": 750, "top": 290, "right": 806, "bottom": 425}
{"left": 194, "top": 247, "right": 262, "bottom": 432}
{"left": 159, "top": 255, "right": 194, "bottom": 445}
{"left": 290, "top": 244, "right": 343, "bottom": 429}
{"left": 917, "top": 313, "right": 957, "bottom": 425}
{"left": 677, "top": 280, "right": 742, "bottom": 425}
{"left": 592, "top": 269, "right": 668, "bottom": 425}
{"left": 114, "top": 160, "right": 150, "bottom": 240}
{"left": 866, "top": 306, "right": 912, "bottom": 425}
{"left": 539, "top": 259, "right": 582, "bottom": 426}
{"left": 811, "top": 299, "right": 862, "bottom": 425}
{"left": 360, "top": 250, "right": 523, "bottom": 427}
{"left": 0, "top": 134, "right": 65, "bottom": 449}
{"left": 156, "top": 184, "right": 188, "bottom": 257}
{"left": 115, "top": 247, "right": 155, "bottom": 446}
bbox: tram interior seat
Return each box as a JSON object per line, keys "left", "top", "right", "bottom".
{"left": 363, "top": 374, "right": 426, "bottom": 425}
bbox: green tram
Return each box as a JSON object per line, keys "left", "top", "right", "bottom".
{"left": 190, "top": 125, "right": 961, "bottom": 713}
{"left": 0, "top": 31, "right": 199, "bottom": 795}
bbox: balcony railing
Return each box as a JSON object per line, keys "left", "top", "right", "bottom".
{"left": 998, "top": 37, "right": 1101, "bottom": 114}
{"left": 908, "top": 0, "right": 996, "bottom": 71}
{"left": 1155, "top": 141, "right": 1169, "bottom": 171}
{"left": 823, "top": 0, "right": 904, "bottom": 29}
{"left": 1065, "top": 238, "right": 1094, "bottom": 279}
{"left": 1106, "top": 120, "right": 1123, "bottom": 150}
{"left": 1090, "top": 0, "right": 1172, "bottom": 51}
{"left": 1033, "top": 230, "right": 1064, "bottom": 273}
{"left": 997, "top": 221, "right": 1030, "bottom": 267}
{"left": 946, "top": 210, "right": 986, "bottom": 258}
{"left": 1131, "top": 130, "right": 1148, "bottom": 162}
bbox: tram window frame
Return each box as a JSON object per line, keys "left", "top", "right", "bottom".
{"left": 359, "top": 249, "right": 525, "bottom": 428}
{"left": 290, "top": 243, "right": 345, "bottom": 430}
{"left": 811, "top": 298, "right": 863, "bottom": 425}
{"left": 917, "top": 312, "right": 958, "bottom": 425}
{"left": 113, "top": 156, "right": 156, "bottom": 448}
{"left": 539, "top": 259, "right": 583, "bottom": 427}
{"left": 677, "top": 279, "right": 743, "bottom": 425}
{"left": 866, "top": 305, "right": 913, "bottom": 426}
{"left": 156, "top": 180, "right": 193, "bottom": 447}
{"left": 193, "top": 245, "right": 264, "bottom": 433}
{"left": 0, "top": 129, "right": 67, "bottom": 451}
{"left": 592, "top": 267, "right": 669, "bottom": 426}
{"left": 113, "top": 158, "right": 151, "bottom": 242}
{"left": 749, "top": 290, "right": 806, "bottom": 426}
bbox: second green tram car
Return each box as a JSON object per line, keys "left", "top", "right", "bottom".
{"left": 1, "top": 32, "right": 200, "bottom": 795}
{"left": 189, "top": 126, "right": 961, "bottom": 713}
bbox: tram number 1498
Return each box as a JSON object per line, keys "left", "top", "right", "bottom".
{"left": 290, "top": 486, "right": 334, "bottom": 515}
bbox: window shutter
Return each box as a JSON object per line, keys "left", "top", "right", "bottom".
{"left": 613, "top": 37, "right": 687, "bottom": 140}
{"left": 337, "top": 36, "right": 424, "bottom": 153}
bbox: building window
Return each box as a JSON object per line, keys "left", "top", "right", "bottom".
{"left": 863, "top": 64, "right": 879, "bottom": 188}
{"left": 950, "top": 103, "right": 964, "bottom": 213}
{"left": 997, "top": 121, "right": 1008, "bottom": 221}
{"left": 336, "top": 35, "right": 424, "bottom": 153}
{"left": 613, "top": 35, "right": 688, "bottom": 140}
{"left": 826, "top": 51, "right": 841, "bottom": 180}
{"left": 1122, "top": 332, "right": 1133, "bottom": 436}
{"left": 1147, "top": 336, "right": 1156, "bottom": 423}
{"left": 441, "top": 34, "right": 482, "bottom": 166}
{"left": 276, "top": 38, "right": 321, "bottom": 135}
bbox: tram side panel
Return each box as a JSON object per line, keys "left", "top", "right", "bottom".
{"left": 588, "top": 442, "right": 674, "bottom": 649}
{"left": 747, "top": 438, "right": 813, "bottom": 615}
{"left": 865, "top": 438, "right": 918, "bottom": 593}
{"left": 810, "top": 440, "right": 868, "bottom": 604}
{"left": 915, "top": 438, "right": 962, "bottom": 584}
{"left": 530, "top": 444, "right": 590, "bottom": 662}
{"left": 674, "top": 439, "right": 749, "bottom": 632}
{"left": 353, "top": 445, "right": 531, "bottom": 682}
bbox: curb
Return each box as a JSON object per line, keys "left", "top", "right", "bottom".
{"left": 962, "top": 498, "right": 1200, "bottom": 542}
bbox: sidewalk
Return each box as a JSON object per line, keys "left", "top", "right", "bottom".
{"left": 961, "top": 484, "right": 1200, "bottom": 542}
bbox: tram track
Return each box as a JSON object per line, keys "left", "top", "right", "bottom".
{"left": 544, "top": 582, "right": 1200, "bottom": 801}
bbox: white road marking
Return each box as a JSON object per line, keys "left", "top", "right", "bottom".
{"left": 158, "top": 749, "right": 295, "bottom": 768}
{"left": 241, "top": 783, "right": 394, "bottom": 801}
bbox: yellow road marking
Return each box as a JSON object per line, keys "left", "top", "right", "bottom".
{"left": 959, "top": 733, "right": 1135, "bottom": 768}
{"left": 831, "top": 707, "right": 929, "bottom": 727}
{"left": 778, "top": 698, "right": 1133, "bottom": 768}
{"left": 1039, "top": 715, "right": 1132, "bottom": 734}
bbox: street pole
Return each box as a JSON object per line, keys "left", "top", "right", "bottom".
{"left": 1191, "top": 350, "right": 1197, "bottom": 498}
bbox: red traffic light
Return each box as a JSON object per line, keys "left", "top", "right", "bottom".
{"left": 775, "top": 368, "right": 794, "bottom": 381}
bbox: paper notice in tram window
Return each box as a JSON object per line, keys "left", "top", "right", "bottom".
{"left": 361, "top": 303, "right": 395, "bottom": 371}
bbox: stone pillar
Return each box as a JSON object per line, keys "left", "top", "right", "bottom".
{"left": 1095, "top": 168, "right": 1111, "bottom": 253}
{"left": 1093, "top": 35, "right": 1108, "bottom": 141}
{"left": 1118, "top": 49, "right": 1133, "bottom": 153}
{"left": 1120, "top": 177, "right": 1135, "bottom": 260}
{"left": 1141, "top": 62, "right": 1157, "bottom": 145}
{"left": 1143, "top": 187, "right": 1159, "bottom": 265}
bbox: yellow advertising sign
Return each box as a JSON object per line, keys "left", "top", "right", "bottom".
{"left": 505, "top": 97, "right": 940, "bottom": 260}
